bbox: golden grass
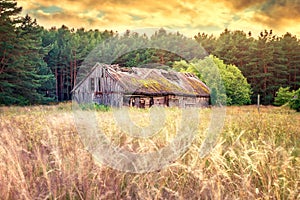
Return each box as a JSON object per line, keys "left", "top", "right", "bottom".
{"left": 0, "top": 103, "right": 299, "bottom": 199}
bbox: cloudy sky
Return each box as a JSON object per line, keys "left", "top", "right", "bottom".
{"left": 17, "top": 0, "right": 300, "bottom": 38}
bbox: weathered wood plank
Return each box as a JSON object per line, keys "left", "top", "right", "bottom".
{"left": 72, "top": 64, "right": 210, "bottom": 108}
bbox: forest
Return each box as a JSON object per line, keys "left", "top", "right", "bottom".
{"left": 1, "top": 0, "right": 300, "bottom": 106}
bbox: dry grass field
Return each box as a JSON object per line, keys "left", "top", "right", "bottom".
{"left": 0, "top": 103, "right": 299, "bottom": 199}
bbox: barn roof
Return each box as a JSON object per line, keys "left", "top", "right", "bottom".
{"left": 73, "top": 63, "right": 210, "bottom": 97}
{"left": 109, "top": 65, "right": 209, "bottom": 97}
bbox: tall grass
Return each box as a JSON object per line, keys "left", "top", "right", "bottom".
{"left": 0, "top": 104, "right": 299, "bottom": 199}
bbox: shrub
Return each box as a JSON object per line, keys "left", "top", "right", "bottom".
{"left": 274, "top": 87, "right": 294, "bottom": 106}
{"left": 274, "top": 87, "right": 300, "bottom": 112}
{"left": 94, "top": 103, "right": 110, "bottom": 112}
{"left": 289, "top": 89, "right": 300, "bottom": 112}
{"left": 79, "top": 103, "right": 110, "bottom": 112}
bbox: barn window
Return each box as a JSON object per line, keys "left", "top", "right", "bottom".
{"left": 90, "top": 78, "right": 95, "bottom": 91}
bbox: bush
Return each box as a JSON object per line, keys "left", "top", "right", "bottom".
{"left": 79, "top": 103, "right": 110, "bottom": 112}
{"left": 94, "top": 103, "right": 110, "bottom": 112}
{"left": 289, "top": 89, "right": 300, "bottom": 112}
{"left": 274, "top": 87, "right": 300, "bottom": 112}
{"left": 274, "top": 87, "right": 294, "bottom": 106}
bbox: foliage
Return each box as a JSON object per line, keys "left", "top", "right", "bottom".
{"left": 94, "top": 103, "right": 110, "bottom": 111}
{"left": 274, "top": 87, "right": 294, "bottom": 106}
{"left": 79, "top": 103, "right": 110, "bottom": 111}
{"left": 0, "top": 1, "right": 55, "bottom": 105}
{"left": 174, "top": 56, "right": 252, "bottom": 105}
{"left": 173, "top": 58, "right": 226, "bottom": 105}
{"left": 212, "top": 56, "right": 252, "bottom": 105}
{"left": 43, "top": 26, "right": 115, "bottom": 101}
{"left": 196, "top": 29, "right": 300, "bottom": 105}
{"left": 274, "top": 87, "right": 300, "bottom": 112}
{"left": 289, "top": 89, "right": 300, "bottom": 112}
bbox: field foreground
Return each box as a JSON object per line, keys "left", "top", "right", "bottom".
{"left": 0, "top": 104, "right": 299, "bottom": 199}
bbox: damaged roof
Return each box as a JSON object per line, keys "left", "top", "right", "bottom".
{"left": 107, "top": 64, "right": 210, "bottom": 97}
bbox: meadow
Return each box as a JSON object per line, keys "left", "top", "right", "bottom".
{"left": 0, "top": 103, "right": 299, "bottom": 199}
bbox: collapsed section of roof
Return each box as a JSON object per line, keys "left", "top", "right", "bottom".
{"left": 107, "top": 65, "right": 210, "bottom": 97}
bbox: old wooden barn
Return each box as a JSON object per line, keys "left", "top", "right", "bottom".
{"left": 72, "top": 63, "right": 210, "bottom": 108}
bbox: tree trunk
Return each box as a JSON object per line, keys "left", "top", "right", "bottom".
{"left": 60, "top": 68, "right": 63, "bottom": 101}
{"left": 70, "top": 58, "right": 73, "bottom": 89}
{"left": 73, "top": 51, "right": 77, "bottom": 88}
{"left": 55, "top": 67, "right": 58, "bottom": 101}
{"left": 263, "top": 64, "right": 267, "bottom": 92}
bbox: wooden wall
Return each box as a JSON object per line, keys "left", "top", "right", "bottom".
{"left": 169, "top": 96, "right": 209, "bottom": 108}
{"left": 124, "top": 95, "right": 209, "bottom": 108}
{"left": 73, "top": 64, "right": 210, "bottom": 108}
{"left": 73, "top": 65, "right": 124, "bottom": 107}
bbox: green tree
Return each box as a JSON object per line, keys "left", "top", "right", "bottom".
{"left": 274, "top": 87, "right": 294, "bottom": 106}
{"left": 174, "top": 55, "right": 251, "bottom": 105}
{"left": 280, "top": 33, "right": 300, "bottom": 90}
{"left": 43, "top": 26, "right": 114, "bottom": 101}
{"left": 212, "top": 29, "right": 252, "bottom": 72}
{"left": 194, "top": 32, "right": 216, "bottom": 54}
{"left": 245, "top": 30, "right": 275, "bottom": 104}
{"left": 0, "top": 0, "right": 54, "bottom": 105}
{"left": 274, "top": 87, "right": 300, "bottom": 112}
{"left": 18, "top": 15, "right": 55, "bottom": 103}
{"left": 199, "top": 29, "right": 300, "bottom": 105}
{"left": 271, "top": 36, "right": 289, "bottom": 90}
{"left": 289, "top": 88, "right": 300, "bottom": 112}
{"left": 0, "top": 0, "right": 21, "bottom": 104}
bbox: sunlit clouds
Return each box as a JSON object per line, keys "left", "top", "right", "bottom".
{"left": 17, "top": 0, "right": 300, "bottom": 37}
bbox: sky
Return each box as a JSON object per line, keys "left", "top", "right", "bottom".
{"left": 17, "top": 0, "right": 300, "bottom": 38}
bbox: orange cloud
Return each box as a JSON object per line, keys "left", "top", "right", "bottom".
{"left": 213, "top": 0, "right": 264, "bottom": 10}
{"left": 214, "top": 0, "right": 300, "bottom": 29}
{"left": 254, "top": 1, "right": 300, "bottom": 27}
{"left": 16, "top": 0, "right": 300, "bottom": 38}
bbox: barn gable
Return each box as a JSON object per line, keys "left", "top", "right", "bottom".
{"left": 72, "top": 63, "right": 210, "bottom": 108}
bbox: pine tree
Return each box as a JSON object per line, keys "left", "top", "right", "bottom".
{"left": 212, "top": 29, "right": 252, "bottom": 76}
{"left": 0, "top": 0, "right": 22, "bottom": 104}
{"left": 271, "top": 36, "right": 289, "bottom": 93}
{"left": 22, "top": 15, "right": 55, "bottom": 101}
{"left": 280, "top": 33, "right": 300, "bottom": 90}
{"left": 0, "top": 0, "right": 54, "bottom": 105}
{"left": 194, "top": 32, "right": 216, "bottom": 54}
{"left": 246, "top": 30, "right": 275, "bottom": 104}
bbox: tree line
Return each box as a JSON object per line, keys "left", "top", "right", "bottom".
{"left": 195, "top": 29, "right": 300, "bottom": 104}
{"left": 1, "top": 0, "right": 299, "bottom": 105}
